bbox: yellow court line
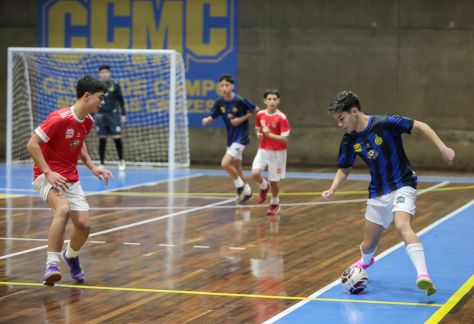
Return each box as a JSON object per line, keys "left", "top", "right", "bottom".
{"left": 425, "top": 275, "right": 474, "bottom": 323}
{"left": 0, "top": 194, "right": 23, "bottom": 198}
{"left": 102, "top": 185, "right": 474, "bottom": 198}
{"left": 0, "top": 281, "right": 442, "bottom": 307}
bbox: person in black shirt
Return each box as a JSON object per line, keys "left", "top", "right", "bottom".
{"left": 322, "top": 90, "right": 455, "bottom": 296}
{"left": 97, "top": 65, "right": 127, "bottom": 171}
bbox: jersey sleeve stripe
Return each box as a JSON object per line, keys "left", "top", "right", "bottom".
{"left": 35, "top": 127, "right": 50, "bottom": 143}
{"left": 281, "top": 131, "right": 290, "bottom": 136}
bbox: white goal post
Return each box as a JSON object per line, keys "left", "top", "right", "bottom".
{"left": 7, "top": 47, "right": 189, "bottom": 169}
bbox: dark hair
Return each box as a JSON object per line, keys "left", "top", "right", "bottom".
{"left": 218, "top": 74, "right": 234, "bottom": 84}
{"left": 98, "top": 65, "right": 110, "bottom": 72}
{"left": 263, "top": 89, "right": 280, "bottom": 99}
{"left": 328, "top": 90, "right": 361, "bottom": 113}
{"left": 76, "top": 75, "right": 107, "bottom": 99}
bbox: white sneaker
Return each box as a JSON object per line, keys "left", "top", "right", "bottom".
{"left": 118, "top": 160, "right": 126, "bottom": 171}
{"left": 240, "top": 184, "right": 252, "bottom": 202}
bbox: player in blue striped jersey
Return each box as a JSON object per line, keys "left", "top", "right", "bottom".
{"left": 202, "top": 75, "right": 257, "bottom": 202}
{"left": 322, "top": 91, "right": 455, "bottom": 296}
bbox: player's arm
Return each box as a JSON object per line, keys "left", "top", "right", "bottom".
{"left": 412, "top": 120, "right": 455, "bottom": 164}
{"left": 26, "top": 133, "right": 68, "bottom": 192}
{"left": 202, "top": 115, "right": 215, "bottom": 126}
{"left": 80, "top": 143, "right": 114, "bottom": 185}
{"left": 322, "top": 168, "right": 351, "bottom": 199}
{"left": 231, "top": 111, "right": 254, "bottom": 126}
{"left": 263, "top": 131, "right": 288, "bottom": 143}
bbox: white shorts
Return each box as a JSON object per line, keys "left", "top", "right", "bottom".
{"left": 226, "top": 143, "right": 246, "bottom": 160}
{"left": 365, "top": 186, "right": 416, "bottom": 229}
{"left": 33, "top": 174, "right": 90, "bottom": 211}
{"left": 251, "top": 149, "right": 287, "bottom": 181}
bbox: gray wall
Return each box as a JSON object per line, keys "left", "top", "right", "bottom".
{"left": 1, "top": 0, "right": 473, "bottom": 170}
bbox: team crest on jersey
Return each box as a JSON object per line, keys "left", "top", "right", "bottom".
{"left": 375, "top": 135, "right": 383, "bottom": 145}
{"left": 65, "top": 128, "right": 74, "bottom": 139}
{"left": 353, "top": 143, "right": 362, "bottom": 153}
{"left": 70, "top": 140, "right": 81, "bottom": 149}
{"left": 220, "top": 107, "right": 226, "bottom": 113}
{"left": 367, "top": 150, "right": 379, "bottom": 160}
{"left": 232, "top": 107, "right": 238, "bottom": 113}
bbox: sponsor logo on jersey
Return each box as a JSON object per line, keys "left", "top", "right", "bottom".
{"left": 375, "top": 135, "right": 383, "bottom": 145}
{"left": 367, "top": 150, "right": 379, "bottom": 160}
{"left": 353, "top": 143, "right": 362, "bottom": 153}
{"left": 220, "top": 107, "right": 226, "bottom": 113}
{"left": 65, "top": 128, "right": 74, "bottom": 139}
{"left": 232, "top": 107, "right": 238, "bottom": 113}
{"left": 70, "top": 139, "right": 81, "bottom": 149}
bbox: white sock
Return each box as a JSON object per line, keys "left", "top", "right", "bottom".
{"left": 406, "top": 243, "right": 428, "bottom": 276}
{"left": 233, "top": 177, "right": 244, "bottom": 188}
{"left": 66, "top": 242, "right": 80, "bottom": 258}
{"left": 47, "top": 251, "right": 61, "bottom": 264}
{"left": 271, "top": 196, "right": 280, "bottom": 205}
{"left": 360, "top": 245, "right": 377, "bottom": 265}
{"left": 259, "top": 179, "right": 269, "bottom": 190}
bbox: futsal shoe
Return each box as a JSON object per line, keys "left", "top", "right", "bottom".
{"left": 416, "top": 274, "right": 437, "bottom": 296}
{"left": 256, "top": 183, "right": 270, "bottom": 204}
{"left": 352, "top": 257, "right": 375, "bottom": 270}
{"left": 240, "top": 184, "right": 253, "bottom": 202}
{"left": 118, "top": 160, "right": 126, "bottom": 171}
{"left": 236, "top": 186, "right": 244, "bottom": 201}
{"left": 62, "top": 250, "right": 85, "bottom": 283}
{"left": 43, "top": 262, "right": 62, "bottom": 286}
{"left": 267, "top": 204, "right": 281, "bottom": 215}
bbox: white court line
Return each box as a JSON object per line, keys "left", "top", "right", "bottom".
{"left": 123, "top": 242, "right": 141, "bottom": 246}
{"left": 89, "top": 240, "right": 106, "bottom": 244}
{"left": 0, "top": 197, "right": 235, "bottom": 260}
{"left": 86, "top": 173, "right": 204, "bottom": 195}
{"left": 0, "top": 237, "right": 48, "bottom": 242}
{"left": 264, "top": 181, "right": 452, "bottom": 324}
{"left": 159, "top": 243, "right": 176, "bottom": 247}
{"left": 193, "top": 245, "right": 210, "bottom": 249}
{"left": 228, "top": 247, "right": 245, "bottom": 250}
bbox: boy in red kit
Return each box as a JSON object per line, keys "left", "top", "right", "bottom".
{"left": 251, "top": 89, "right": 291, "bottom": 215}
{"left": 27, "top": 75, "right": 113, "bottom": 285}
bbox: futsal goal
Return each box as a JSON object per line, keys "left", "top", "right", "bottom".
{"left": 7, "top": 47, "right": 189, "bottom": 169}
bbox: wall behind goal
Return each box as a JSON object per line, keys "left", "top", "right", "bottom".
{"left": 1, "top": 0, "right": 473, "bottom": 170}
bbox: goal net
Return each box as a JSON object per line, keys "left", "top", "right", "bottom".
{"left": 7, "top": 47, "right": 189, "bottom": 169}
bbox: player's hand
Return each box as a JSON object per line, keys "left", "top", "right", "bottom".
{"left": 93, "top": 168, "right": 115, "bottom": 186}
{"left": 202, "top": 117, "right": 212, "bottom": 126}
{"left": 230, "top": 117, "right": 242, "bottom": 126}
{"left": 256, "top": 132, "right": 263, "bottom": 139}
{"left": 45, "top": 171, "right": 68, "bottom": 193}
{"left": 262, "top": 126, "right": 271, "bottom": 135}
{"left": 440, "top": 146, "right": 455, "bottom": 165}
{"left": 321, "top": 189, "right": 335, "bottom": 200}
{"left": 121, "top": 115, "right": 127, "bottom": 124}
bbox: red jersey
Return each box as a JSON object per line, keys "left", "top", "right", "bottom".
{"left": 33, "top": 107, "right": 94, "bottom": 182}
{"left": 256, "top": 109, "right": 291, "bottom": 150}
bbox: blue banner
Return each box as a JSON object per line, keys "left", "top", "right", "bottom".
{"left": 38, "top": 0, "right": 238, "bottom": 127}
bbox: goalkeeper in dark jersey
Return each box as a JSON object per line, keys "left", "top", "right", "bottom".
{"left": 97, "top": 65, "right": 127, "bottom": 171}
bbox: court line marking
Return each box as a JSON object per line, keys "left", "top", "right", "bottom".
{"left": 425, "top": 274, "right": 474, "bottom": 323}
{"left": 0, "top": 281, "right": 442, "bottom": 307}
{"left": 0, "top": 197, "right": 235, "bottom": 260}
{"left": 264, "top": 182, "right": 471, "bottom": 324}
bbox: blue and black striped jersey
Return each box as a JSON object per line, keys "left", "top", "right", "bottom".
{"left": 209, "top": 94, "right": 256, "bottom": 146}
{"left": 337, "top": 115, "right": 418, "bottom": 198}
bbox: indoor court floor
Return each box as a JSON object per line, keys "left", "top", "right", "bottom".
{"left": 0, "top": 164, "right": 473, "bottom": 323}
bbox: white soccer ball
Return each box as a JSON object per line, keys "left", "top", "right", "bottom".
{"left": 341, "top": 266, "right": 369, "bottom": 294}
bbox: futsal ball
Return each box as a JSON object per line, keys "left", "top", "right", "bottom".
{"left": 341, "top": 266, "right": 368, "bottom": 294}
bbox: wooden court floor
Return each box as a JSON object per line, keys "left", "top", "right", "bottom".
{"left": 0, "top": 174, "right": 473, "bottom": 323}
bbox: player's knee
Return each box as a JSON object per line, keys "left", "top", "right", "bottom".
{"left": 76, "top": 219, "right": 90, "bottom": 234}
{"left": 394, "top": 221, "right": 412, "bottom": 236}
{"left": 54, "top": 204, "right": 70, "bottom": 217}
{"left": 251, "top": 169, "right": 261, "bottom": 179}
{"left": 221, "top": 160, "right": 231, "bottom": 168}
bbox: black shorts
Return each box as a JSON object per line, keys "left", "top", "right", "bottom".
{"left": 95, "top": 113, "right": 122, "bottom": 136}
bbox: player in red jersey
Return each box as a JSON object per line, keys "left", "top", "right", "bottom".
{"left": 27, "top": 75, "right": 113, "bottom": 286}
{"left": 251, "top": 89, "right": 291, "bottom": 215}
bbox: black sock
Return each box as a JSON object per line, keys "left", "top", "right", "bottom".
{"left": 114, "top": 138, "right": 123, "bottom": 160}
{"left": 99, "top": 138, "right": 107, "bottom": 164}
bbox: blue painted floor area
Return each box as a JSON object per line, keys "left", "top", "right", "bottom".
{"left": 272, "top": 202, "right": 474, "bottom": 323}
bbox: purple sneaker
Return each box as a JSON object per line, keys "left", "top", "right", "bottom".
{"left": 43, "top": 262, "right": 61, "bottom": 286}
{"left": 352, "top": 257, "right": 375, "bottom": 270}
{"left": 62, "top": 250, "right": 85, "bottom": 283}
